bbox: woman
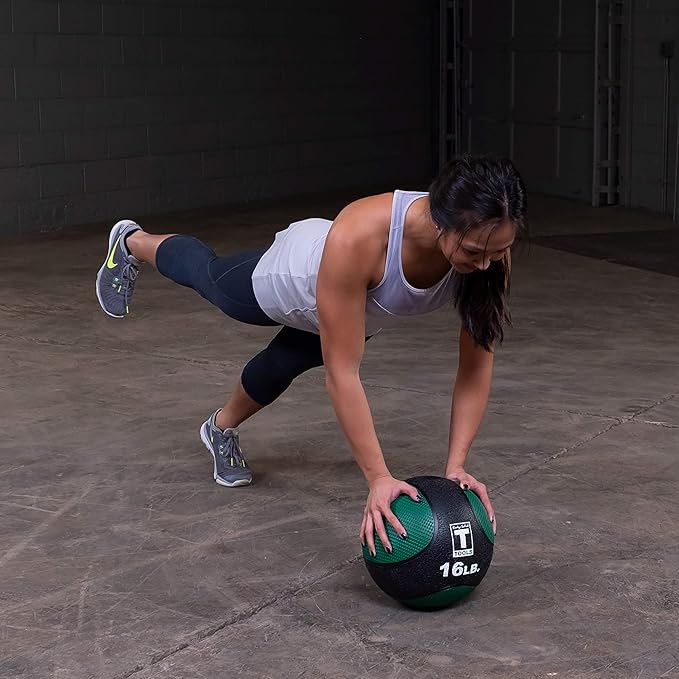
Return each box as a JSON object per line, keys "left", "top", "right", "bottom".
{"left": 96, "top": 155, "right": 527, "bottom": 556}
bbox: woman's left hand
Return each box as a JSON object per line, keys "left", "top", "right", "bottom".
{"left": 446, "top": 468, "right": 496, "bottom": 534}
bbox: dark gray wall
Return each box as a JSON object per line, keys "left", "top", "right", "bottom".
{"left": 626, "top": 0, "right": 679, "bottom": 213}
{"left": 0, "top": 1, "right": 435, "bottom": 236}
{"left": 457, "top": 0, "right": 596, "bottom": 203}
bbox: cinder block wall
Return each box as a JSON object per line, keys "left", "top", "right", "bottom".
{"left": 627, "top": 0, "right": 679, "bottom": 212}
{"left": 0, "top": 1, "right": 434, "bottom": 236}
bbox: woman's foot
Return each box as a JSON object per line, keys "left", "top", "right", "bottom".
{"left": 95, "top": 220, "right": 142, "bottom": 318}
{"left": 200, "top": 410, "right": 253, "bottom": 487}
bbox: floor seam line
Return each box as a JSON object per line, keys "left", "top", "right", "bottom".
{"left": 493, "top": 391, "right": 679, "bottom": 491}
{"left": 491, "top": 391, "right": 677, "bottom": 491}
{"left": 492, "top": 418, "right": 623, "bottom": 492}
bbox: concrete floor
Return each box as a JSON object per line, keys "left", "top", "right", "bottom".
{"left": 1, "top": 193, "right": 678, "bottom": 679}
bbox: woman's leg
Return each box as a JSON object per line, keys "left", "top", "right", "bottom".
{"left": 204, "top": 326, "right": 324, "bottom": 487}
{"left": 98, "top": 223, "right": 262, "bottom": 321}
{"left": 215, "top": 326, "right": 325, "bottom": 429}
{"left": 135, "top": 231, "right": 278, "bottom": 326}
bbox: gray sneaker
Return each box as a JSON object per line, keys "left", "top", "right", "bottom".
{"left": 200, "top": 410, "right": 253, "bottom": 487}
{"left": 96, "top": 220, "right": 142, "bottom": 318}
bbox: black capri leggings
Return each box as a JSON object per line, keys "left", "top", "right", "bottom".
{"left": 156, "top": 235, "right": 325, "bottom": 407}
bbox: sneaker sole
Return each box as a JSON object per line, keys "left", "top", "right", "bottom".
{"left": 95, "top": 220, "right": 137, "bottom": 319}
{"left": 199, "top": 421, "right": 252, "bottom": 488}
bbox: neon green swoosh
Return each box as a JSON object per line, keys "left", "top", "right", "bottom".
{"left": 106, "top": 235, "right": 122, "bottom": 269}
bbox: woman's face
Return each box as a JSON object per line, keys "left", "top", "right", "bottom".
{"left": 438, "top": 219, "right": 516, "bottom": 274}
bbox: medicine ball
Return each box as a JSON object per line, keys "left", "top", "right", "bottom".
{"left": 362, "top": 475, "right": 495, "bottom": 610}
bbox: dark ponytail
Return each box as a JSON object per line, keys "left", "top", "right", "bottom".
{"left": 428, "top": 155, "right": 527, "bottom": 350}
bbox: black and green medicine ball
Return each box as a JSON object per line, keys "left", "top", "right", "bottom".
{"left": 362, "top": 475, "right": 495, "bottom": 610}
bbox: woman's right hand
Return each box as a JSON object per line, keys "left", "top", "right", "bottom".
{"left": 360, "top": 475, "right": 420, "bottom": 556}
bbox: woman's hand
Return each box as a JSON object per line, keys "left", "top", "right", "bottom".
{"left": 360, "top": 475, "right": 420, "bottom": 556}
{"left": 446, "top": 468, "right": 496, "bottom": 534}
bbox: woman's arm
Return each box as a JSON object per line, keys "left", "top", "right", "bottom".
{"left": 317, "top": 211, "right": 385, "bottom": 482}
{"left": 446, "top": 326, "right": 494, "bottom": 472}
{"left": 317, "top": 201, "right": 419, "bottom": 554}
{"left": 445, "top": 326, "right": 496, "bottom": 528}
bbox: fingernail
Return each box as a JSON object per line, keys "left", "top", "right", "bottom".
{"left": 415, "top": 495, "right": 421, "bottom": 502}
{"left": 386, "top": 546, "right": 392, "bottom": 554}
{"left": 371, "top": 550, "right": 376, "bottom": 557}
{"left": 401, "top": 531, "right": 407, "bottom": 539}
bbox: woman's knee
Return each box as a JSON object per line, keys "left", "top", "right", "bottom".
{"left": 241, "top": 354, "right": 289, "bottom": 406}
{"left": 156, "top": 235, "right": 216, "bottom": 288}
{"left": 241, "top": 341, "right": 323, "bottom": 406}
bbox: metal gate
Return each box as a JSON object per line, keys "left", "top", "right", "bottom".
{"left": 439, "top": 0, "right": 625, "bottom": 206}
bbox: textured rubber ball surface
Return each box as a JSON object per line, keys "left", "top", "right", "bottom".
{"left": 362, "top": 493, "right": 435, "bottom": 564}
{"left": 464, "top": 489, "right": 495, "bottom": 544}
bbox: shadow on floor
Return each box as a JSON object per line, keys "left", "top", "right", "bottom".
{"left": 533, "top": 228, "right": 679, "bottom": 277}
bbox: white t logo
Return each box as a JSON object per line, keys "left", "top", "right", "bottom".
{"left": 453, "top": 526, "right": 470, "bottom": 549}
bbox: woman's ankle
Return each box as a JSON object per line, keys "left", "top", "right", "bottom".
{"left": 124, "top": 230, "right": 145, "bottom": 261}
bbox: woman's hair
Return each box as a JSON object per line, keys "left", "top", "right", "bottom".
{"left": 428, "top": 155, "right": 527, "bottom": 351}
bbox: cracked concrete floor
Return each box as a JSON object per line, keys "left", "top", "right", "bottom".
{"left": 1, "top": 194, "right": 678, "bottom": 679}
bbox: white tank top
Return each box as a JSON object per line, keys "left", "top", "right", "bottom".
{"left": 251, "top": 191, "right": 456, "bottom": 335}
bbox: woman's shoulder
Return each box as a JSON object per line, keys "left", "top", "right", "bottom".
{"left": 341, "top": 192, "right": 394, "bottom": 217}
{"left": 322, "top": 192, "right": 393, "bottom": 263}
{"left": 332, "top": 192, "right": 394, "bottom": 237}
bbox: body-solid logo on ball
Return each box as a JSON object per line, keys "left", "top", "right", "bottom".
{"left": 450, "top": 521, "right": 474, "bottom": 557}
